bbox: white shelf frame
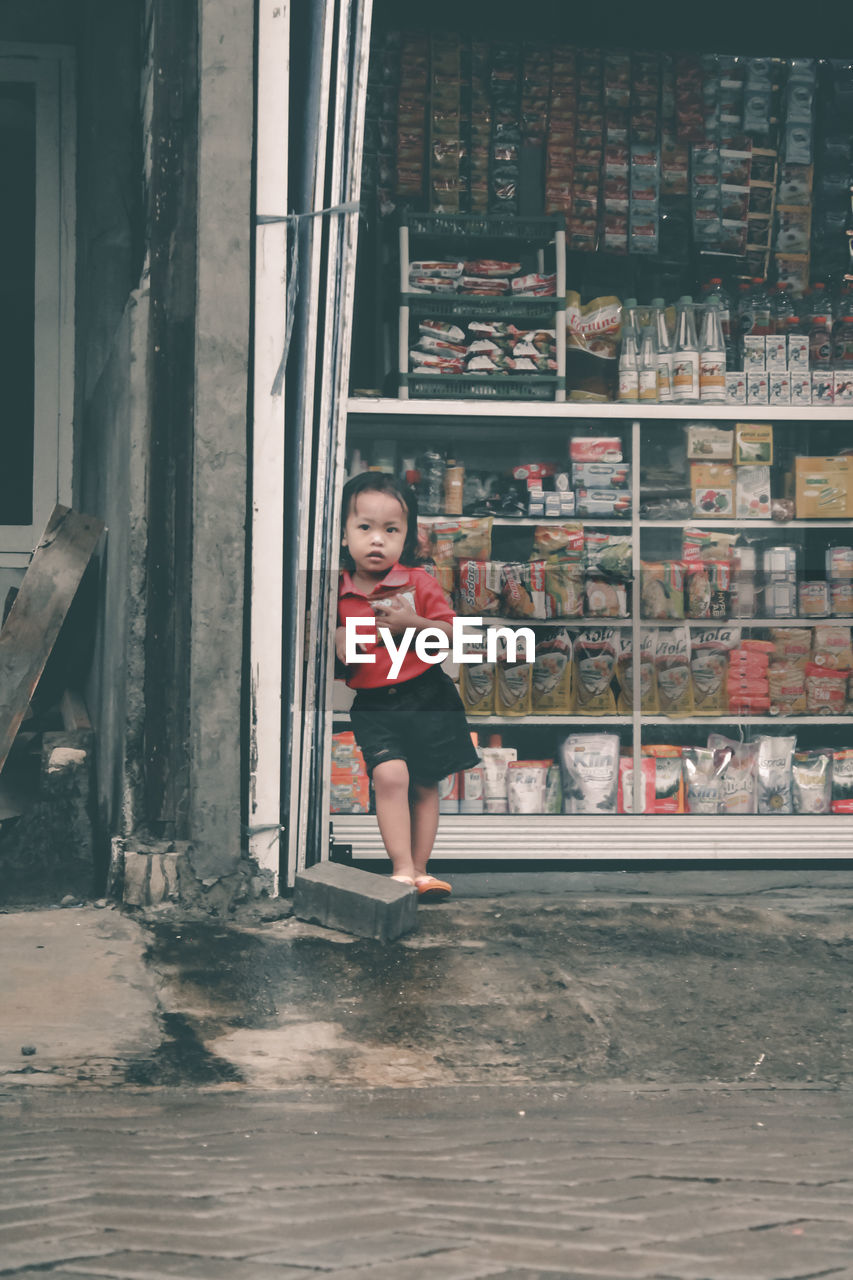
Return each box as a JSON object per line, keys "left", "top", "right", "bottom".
{"left": 349, "top": 396, "right": 853, "bottom": 421}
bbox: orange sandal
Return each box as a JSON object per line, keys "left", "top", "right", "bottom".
{"left": 414, "top": 875, "right": 452, "bottom": 902}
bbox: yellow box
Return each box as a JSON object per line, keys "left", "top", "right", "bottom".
{"left": 795, "top": 456, "right": 853, "bottom": 519}
{"left": 735, "top": 422, "right": 773, "bottom": 464}
{"left": 691, "top": 462, "right": 735, "bottom": 518}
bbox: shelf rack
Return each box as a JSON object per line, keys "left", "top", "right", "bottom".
{"left": 334, "top": 399, "right": 853, "bottom": 849}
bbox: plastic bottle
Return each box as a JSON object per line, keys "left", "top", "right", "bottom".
{"left": 772, "top": 284, "right": 797, "bottom": 333}
{"left": 650, "top": 298, "right": 673, "bottom": 402}
{"left": 701, "top": 277, "right": 736, "bottom": 370}
{"left": 638, "top": 327, "right": 658, "bottom": 402}
{"left": 618, "top": 302, "right": 640, "bottom": 402}
{"left": 672, "top": 296, "right": 700, "bottom": 403}
{"left": 807, "top": 282, "right": 833, "bottom": 370}
{"left": 698, "top": 300, "right": 726, "bottom": 403}
{"left": 832, "top": 288, "right": 853, "bottom": 371}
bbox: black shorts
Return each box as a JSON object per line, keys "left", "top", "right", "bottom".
{"left": 348, "top": 667, "right": 480, "bottom": 785}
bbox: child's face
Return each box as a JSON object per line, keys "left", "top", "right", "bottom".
{"left": 342, "top": 491, "right": 408, "bottom": 577}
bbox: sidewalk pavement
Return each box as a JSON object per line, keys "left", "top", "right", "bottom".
{"left": 2, "top": 869, "right": 853, "bottom": 1277}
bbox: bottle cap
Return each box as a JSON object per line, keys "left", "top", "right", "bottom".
{"left": 677, "top": 294, "right": 693, "bottom": 304}
{"left": 622, "top": 297, "right": 638, "bottom": 308}
{"left": 650, "top": 297, "right": 665, "bottom": 307}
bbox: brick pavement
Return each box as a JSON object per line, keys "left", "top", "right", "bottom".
{"left": 1, "top": 1084, "right": 852, "bottom": 1280}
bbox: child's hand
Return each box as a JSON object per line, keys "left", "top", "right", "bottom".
{"left": 371, "top": 595, "right": 421, "bottom": 635}
{"left": 335, "top": 625, "right": 359, "bottom": 664}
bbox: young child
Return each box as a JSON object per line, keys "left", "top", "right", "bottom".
{"left": 336, "top": 471, "right": 479, "bottom": 901}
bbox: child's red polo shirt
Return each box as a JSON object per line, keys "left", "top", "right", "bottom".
{"left": 338, "top": 564, "right": 455, "bottom": 689}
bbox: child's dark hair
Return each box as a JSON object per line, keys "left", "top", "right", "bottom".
{"left": 340, "top": 471, "right": 420, "bottom": 569}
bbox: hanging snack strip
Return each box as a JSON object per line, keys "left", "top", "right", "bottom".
{"left": 572, "top": 47, "right": 603, "bottom": 252}
{"left": 429, "top": 35, "right": 462, "bottom": 214}
{"left": 489, "top": 44, "right": 522, "bottom": 215}
{"left": 395, "top": 32, "right": 429, "bottom": 201}
{"left": 545, "top": 46, "right": 577, "bottom": 239}
{"left": 468, "top": 42, "right": 492, "bottom": 213}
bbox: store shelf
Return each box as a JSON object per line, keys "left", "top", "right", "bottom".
{"left": 479, "top": 616, "right": 632, "bottom": 628}
{"left": 417, "top": 514, "right": 630, "bottom": 527}
{"left": 333, "top": 711, "right": 632, "bottom": 726}
{"left": 651, "top": 617, "right": 853, "bottom": 627}
{"left": 332, "top": 813, "right": 853, "bottom": 862}
{"left": 642, "top": 716, "right": 853, "bottom": 726}
{"left": 348, "top": 396, "right": 853, "bottom": 421}
{"left": 640, "top": 519, "right": 853, "bottom": 530}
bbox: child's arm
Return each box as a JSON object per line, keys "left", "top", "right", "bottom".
{"left": 372, "top": 597, "right": 453, "bottom": 642}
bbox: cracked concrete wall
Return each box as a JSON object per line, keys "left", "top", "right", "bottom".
{"left": 188, "top": 0, "right": 253, "bottom": 881}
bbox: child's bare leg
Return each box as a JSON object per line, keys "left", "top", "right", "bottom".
{"left": 410, "top": 780, "right": 440, "bottom": 878}
{"left": 372, "top": 759, "right": 417, "bottom": 880}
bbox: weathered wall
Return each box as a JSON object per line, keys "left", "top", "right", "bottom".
{"left": 75, "top": 0, "right": 147, "bottom": 871}
{"left": 188, "top": 0, "right": 253, "bottom": 881}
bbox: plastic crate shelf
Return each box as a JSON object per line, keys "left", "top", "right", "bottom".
{"left": 404, "top": 293, "right": 564, "bottom": 319}
{"left": 401, "top": 373, "right": 564, "bottom": 401}
{"left": 402, "top": 212, "right": 564, "bottom": 241}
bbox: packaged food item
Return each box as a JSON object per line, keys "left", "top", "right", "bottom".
{"left": 330, "top": 732, "right": 370, "bottom": 813}
{"left": 585, "top": 579, "right": 628, "bottom": 618}
{"left": 501, "top": 561, "right": 541, "bottom": 619}
{"left": 573, "top": 629, "right": 618, "bottom": 715}
{"left": 616, "top": 630, "right": 658, "bottom": 714}
{"left": 545, "top": 762, "right": 562, "bottom": 815}
{"left": 770, "top": 627, "right": 812, "bottom": 664}
{"left": 826, "top": 547, "right": 853, "bottom": 579}
{"left": 583, "top": 532, "right": 632, "bottom": 578}
{"left": 532, "top": 628, "right": 573, "bottom": 713}
{"left": 831, "top": 749, "right": 853, "bottom": 814}
{"left": 795, "top": 456, "right": 853, "bottom": 520}
{"left": 685, "top": 424, "right": 734, "bottom": 460}
{"left": 798, "top": 580, "right": 830, "bottom": 618}
{"left": 430, "top": 517, "right": 493, "bottom": 564}
{"left": 496, "top": 648, "right": 532, "bottom": 717}
{"left": 708, "top": 734, "right": 757, "bottom": 814}
{"left": 654, "top": 628, "right": 693, "bottom": 717}
{"left": 830, "top": 581, "right": 853, "bottom": 617}
{"left": 691, "top": 626, "right": 740, "bottom": 715}
{"left": 559, "top": 733, "right": 620, "bottom": 814}
{"left": 507, "top": 760, "right": 550, "bottom": 814}
{"left": 545, "top": 564, "right": 584, "bottom": 619}
{"left": 682, "top": 528, "right": 739, "bottom": 562}
{"left": 792, "top": 750, "right": 833, "bottom": 814}
{"left": 438, "top": 771, "right": 460, "bottom": 814}
{"left": 765, "top": 581, "right": 797, "bottom": 617}
{"left": 641, "top": 561, "right": 685, "bottom": 619}
{"left": 756, "top": 735, "right": 796, "bottom": 814}
{"left": 804, "top": 663, "right": 848, "bottom": 715}
{"left": 444, "top": 464, "right": 464, "bottom": 515}
{"left": 572, "top": 462, "right": 631, "bottom": 489}
{"left": 641, "top": 745, "right": 685, "bottom": 813}
{"left": 691, "top": 463, "right": 735, "bottom": 517}
{"left": 577, "top": 489, "right": 632, "bottom": 518}
{"left": 456, "top": 560, "right": 503, "bottom": 616}
{"left": 736, "top": 466, "right": 771, "bottom": 519}
{"left": 565, "top": 295, "right": 622, "bottom": 400}
{"left": 459, "top": 638, "right": 495, "bottom": 715}
{"left": 481, "top": 746, "right": 518, "bottom": 814}
{"left": 532, "top": 523, "right": 584, "bottom": 562}
{"left": 683, "top": 745, "right": 733, "bottom": 814}
{"left": 812, "top": 625, "right": 853, "bottom": 670}
{"left": 569, "top": 435, "right": 623, "bottom": 462}
{"left": 734, "top": 421, "right": 773, "bottom": 464}
{"left": 768, "top": 662, "right": 807, "bottom": 716}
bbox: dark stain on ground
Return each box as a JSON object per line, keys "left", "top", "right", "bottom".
{"left": 125, "top": 1011, "right": 244, "bottom": 1087}
{"left": 140, "top": 901, "right": 853, "bottom": 1087}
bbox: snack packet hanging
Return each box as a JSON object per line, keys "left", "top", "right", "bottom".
{"left": 616, "top": 630, "right": 658, "bottom": 714}
{"left": 683, "top": 745, "right": 733, "bottom": 814}
{"left": 584, "top": 579, "right": 628, "bottom": 617}
{"left": 495, "top": 630, "right": 533, "bottom": 716}
{"left": 559, "top": 733, "right": 620, "bottom": 814}
{"left": 456, "top": 560, "right": 503, "bottom": 616}
{"left": 690, "top": 626, "right": 740, "bottom": 715}
{"left": 767, "top": 661, "right": 807, "bottom": 716}
{"left": 544, "top": 563, "right": 584, "bottom": 618}
{"left": 708, "top": 734, "right": 758, "bottom": 814}
{"left": 532, "top": 628, "right": 573, "bottom": 713}
{"left": 756, "top": 735, "right": 796, "bottom": 814}
{"left": 792, "top": 750, "right": 833, "bottom": 814}
{"left": 573, "top": 629, "right": 618, "bottom": 714}
{"left": 770, "top": 627, "right": 812, "bottom": 665}
{"left": 655, "top": 627, "right": 693, "bottom": 717}
{"left": 481, "top": 747, "right": 518, "bottom": 814}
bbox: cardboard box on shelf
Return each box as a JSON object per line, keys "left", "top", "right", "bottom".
{"left": 736, "top": 465, "right": 771, "bottom": 519}
{"left": 686, "top": 425, "right": 733, "bottom": 460}
{"left": 734, "top": 422, "right": 773, "bottom": 465}
{"left": 795, "top": 456, "right": 853, "bottom": 520}
{"left": 691, "top": 462, "right": 735, "bottom": 518}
